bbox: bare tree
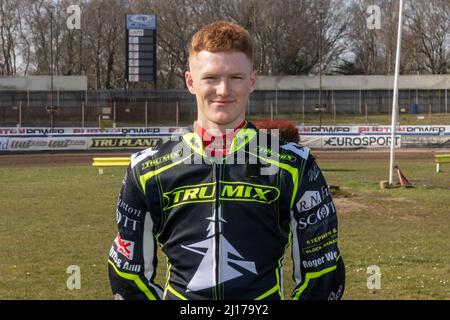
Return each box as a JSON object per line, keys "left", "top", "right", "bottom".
{"left": 0, "top": 0, "right": 22, "bottom": 75}
{"left": 405, "top": 0, "right": 450, "bottom": 74}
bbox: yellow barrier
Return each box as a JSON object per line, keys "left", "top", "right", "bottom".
{"left": 92, "top": 157, "right": 131, "bottom": 174}
{"left": 435, "top": 154, "right": 450, "bottom": 173}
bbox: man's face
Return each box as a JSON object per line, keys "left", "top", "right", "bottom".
{"left": 185, "top": 51, "right": 257, "bottom": 131}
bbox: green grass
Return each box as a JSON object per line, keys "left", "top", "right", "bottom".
{"left": 0, "top": 159, "right": 449, "bottom": 299}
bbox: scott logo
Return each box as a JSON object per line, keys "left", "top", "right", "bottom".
{"left": 163, "top": 182, "right": 279, "bottom": 210}
{"left": 298, "top": 202, "right": 336, "bottom": 230}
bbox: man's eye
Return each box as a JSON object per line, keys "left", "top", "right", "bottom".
{"left": 232, "top": 76, "right": 243, "bottom": 80}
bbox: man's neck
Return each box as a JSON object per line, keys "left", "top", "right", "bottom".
{"left": 194, "top": 120, "right": 247, "bottom": 156}
{"left": 195, "top": 118, "right": 246, "bottom": 135}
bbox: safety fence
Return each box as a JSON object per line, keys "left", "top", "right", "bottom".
{"left": 1, "top": 125, "right": 450, "bottom": 152}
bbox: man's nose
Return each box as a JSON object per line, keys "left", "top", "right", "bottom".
{"left": 216, "top": 79, "right": 231, "bottom": 96}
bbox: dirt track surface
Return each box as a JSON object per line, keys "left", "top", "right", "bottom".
{"left": 1, "top": 149, "right": 449, "bottom": 167}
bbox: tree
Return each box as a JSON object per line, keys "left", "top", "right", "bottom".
{"left": 405, "top": 0, "right": 450, "bottom": 74}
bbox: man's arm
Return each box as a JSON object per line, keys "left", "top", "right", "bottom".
{"left": 289, "top": 154, "right": 345, "bottom": 300}
{"left": 107, "top": 165, "right": 163, "bottom": 300}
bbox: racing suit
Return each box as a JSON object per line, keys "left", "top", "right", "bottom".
{"left": 108, "top": 122, "right": 345, "bottom": 300}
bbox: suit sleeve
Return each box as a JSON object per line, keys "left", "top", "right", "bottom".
{"left": 107, "top": 165, "right": 163, "bottom": 300}
{"left": 289, "top": 154, "right": 345, "bottom": 300}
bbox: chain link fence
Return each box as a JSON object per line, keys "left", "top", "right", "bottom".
{"left": 0, "top": 89, "right": 449, "bottom": 127}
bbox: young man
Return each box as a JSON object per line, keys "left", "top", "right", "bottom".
{"left": 108, "top": 21, "right": 345, "bottom": 300}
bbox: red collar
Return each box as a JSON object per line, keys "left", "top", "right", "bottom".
{"left": 194, "top": 121, "right": 247, "bottom": 156}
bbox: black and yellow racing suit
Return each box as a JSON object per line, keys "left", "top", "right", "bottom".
{"left": 107, "top": 122, "right": 345, "bottom": 300}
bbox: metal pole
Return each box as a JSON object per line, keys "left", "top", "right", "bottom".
{"left": 275, "top": 96, "right": 278, "bottom": 116}
{"left": 359, "top": 89, "right": 362, "bottom": 114}
{"left": 113, "top": 100, "right": 116, "bottom": 127}
{"left": 389, "top": 0, "right": 403, "bottom": 186}
{"left": 318, "top": 9, "right": 323, "bottom": 129}
{"left": 332, "top": 90, "right": 336, "bottom": 124}
{"left": 333, "top": 100, "right": 336, "bottom": 125}
{"left": 275, "top": 88, "right": 278, "bottom": 114}
{"left": 429, "top": 104, "right": 432, "bottom": 124}
{"left": 50, "top": 8, "right": 54, "bottom": 130}
{"left": 145, "top": 100, "right": 148, "bottom": 127}
{"left": 18, "top": 101, "right": 22, "bottom": 127}
{"left": 365, "top": 101, "right": 368, "bottom": 125}
{"left": 176, "top": 100, "right": 179, "bottom": 127}
{"left": 444, "top": 88, "right": 447, "bottom": 114}
{"left": 270, "top": 101, "right": 273, "bottom": 120}
{"left": 302, "top": 89, "right": 305, "bottom": 124}
{"left": 81, "top": 101, "right": 85, "bottom": 128}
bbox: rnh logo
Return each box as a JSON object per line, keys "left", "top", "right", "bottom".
{"left": 163, "top": 182, "right": 280, "bottom": 210}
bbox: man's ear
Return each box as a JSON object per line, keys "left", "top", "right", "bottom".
{"left": 249, "top": 70, "right": 257, "bottom": 93}
{"left": 185, "top": 71, "right": 196, "bottom": 94}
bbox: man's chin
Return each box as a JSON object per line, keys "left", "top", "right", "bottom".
{"left": 209, "top": 116, "right": 241, "bottom": 128}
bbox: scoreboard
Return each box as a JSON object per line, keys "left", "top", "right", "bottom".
{"left": 125, "top": 14, "right": 156, "bottom": 83}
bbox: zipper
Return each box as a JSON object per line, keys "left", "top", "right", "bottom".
{"left": 212, "top": 161, "right": 222, "bottom": 300}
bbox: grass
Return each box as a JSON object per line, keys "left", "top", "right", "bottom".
{"left": 0, "top": 159, "right": 449, "bottom": 299}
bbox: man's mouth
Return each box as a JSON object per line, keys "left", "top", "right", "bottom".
{"left": 212, "top": 100, "right": 235, "bottom": 105}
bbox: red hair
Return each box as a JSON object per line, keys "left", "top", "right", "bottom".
{"left": 189, "top": 21, "right": 253, "bottom": 62}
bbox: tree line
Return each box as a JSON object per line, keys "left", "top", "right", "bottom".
{"left": 1, "top": 0, "right": 449, "bottom": 89}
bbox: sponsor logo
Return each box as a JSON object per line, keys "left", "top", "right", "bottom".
{"left": 303, "top": 236, "right": 338, "bottom": 255}
{"left": 298, "top": 202, "right": 336, "bottom": 230}
{"left": 90, "top": 138, "right": 162, "bottom": 149}
{"left": 141, "top": 149, "right": 183, "bottom": 169}
{"left": 121, "top": 128, "right": 161, "bottom": 134}
{"left": 10, "top": 140, "right": 46, "bottom": 148}
{"left": 256, "top": 146, "right": 296, "bottom": 162}
{"left": 306, "top": 228, "right": 337, "bottom": 246}
{"left": 117, "top": 199, "right": 143, "bottom": 217}
{"left": 323, "top": 136, "right": 400, "bottom": 147}
{"left": 109, "top": 246, "right": 122, "bottom": 267}
{"left": 321, "top": 185, "right": 330, "bottom": 199}
{"left": 116, "top": 210, "right": 139, "bottom": 232}
{"left": 0, "top": 139, "right": 8, "bottom": 151}
{"left": 109, "top": 247, "right": 141, "bottom": 271}
{"left": 163, "top": 182, "right": 280, "bottom": 210}
{"left": 122, "top": 261, "right": 141, "bottom": 272}
{"left": 302, "top": 250, "right": 338, "bottom": 269}
{"left": 24, "top": 128, "right": 65, "bottom": 134}
{"left": 8, "top": 139, "right": 85, "bottom": 149}
{"left": 295, "top": 187, "right": 330, "bottom": 213}
{"left": 308, "top": 164, "right": 320, "bottom": 181}
{"left": 299, "top": 126, "right": 351, "bottom": 133}
{"left": 328, "top": 285, "right": 344, "bottom": 300}
{"left": 221, "top": 182, "right": 279, "bottom": 203}
{"left": 163, "top": 183, "right": 215, "bottom": 210}
{"left": 72, "top": 127, "right": 162, "bottom": 134}
{"left": 114, "top": 234, "right": 135, "bottom": 260}
{"left": 181, "top": 213, "right": 257, "bottom": 292}
{"left": 296, "top": 191, "right": 322, "bottom": 212}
